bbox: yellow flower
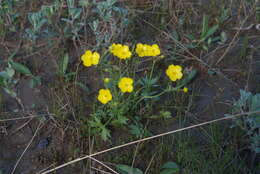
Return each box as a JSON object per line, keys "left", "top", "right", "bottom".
{"left": 92, "top": 52, "right": 100, "bottom": 65}
{"left": 135, "top": 43, "right": 147, "bottom": 57}
{"left": 97, "top": 89, "right": 112, "bottom": 104}
{"left": 81, "top": 50, "right": 92, "bottom": 67}
{"left": 183, "top": 87, "right": 188, "bottom": 93}
{"left": 166, "top": 64, "right": 183, "bottom": 81}
{"left": 104, "top": 78, "right": 110, "bottom": 83}
{"left": 81, "top": 50, "right": 100, "bottom": 67}
{"left": 118, "top": 77, "right": 134, "bottom": 93}
{"left": 109, "top": 43, "right": 132, "bottom": 59}
{"left": 151, "top": 44, "right": 161, "bottom": 56}
{"left": 135, "top": 43, "right": 161, "bottom": 57}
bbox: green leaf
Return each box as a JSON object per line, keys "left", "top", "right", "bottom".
{"left": 100, "top": 126, "right": 110, "bottom": 141}
{"left": 67, "top": 0, "right": 75, "bottom": 8}
{"left": 0, "top": 78, "right": 5, "bottom": 86}
{"left": 220, "top": 31, "right": 227, "bottom": 43}
{"left": 9, "top": 61, "right": 32, "bottom": 76}
{"left": 249, "top": 94, "right": 260, "bottom": 124}
{"left": 5, "top": 68, "right": 15, "bottom": 78}
{"left": 236, "top": 90, "right": 252, "bottom": 108}
{"left": 185, "top": 34, "right": 196, "bottom": 41}
{"left": 162, "top": 162, "right": 179, "bottom": 169}
{"left": 171, "top": 30, "right": 179, "bottom": 41}
{"left": 160, "top": 111, "right": 172, "bottom": 119}
{"left": 201, "top": 15, "right": 209, "bottom": 38}
{"left": 160, "top": 162, "right": 179, "bottom": 174}
{"left": 79, "top": 0, "right": 90, "bottom": 7}
{"left": 201, "top": 25, "right": 219, "bottom": 42}
{"left": 129, "top": 124, "right": 143, "bottom": 137}
{"left": 160, "top": 168, "right": 179, "bottom": 174}
{"left": 111, "top": 116, "right": 128, "bottom": 125}
{"left": 59, "top": 53, "right": 69, "bottom": 75}
{"left": 116, "top": 164, "right": 143, "bottom": 174}
{"left": 69, "top": 8, "right": 82, "bottom": 19}
{"left": 0, "top": 71, "right": 11, "bottom": 79}
{"left": 208, "top": 69, "right": 216, "bottom": 75}
{"left": 41, "top": 5, "right": 55, "bottom": 17}
{"left": 4, "top": 88, "right": 17, "bottom": 97}
{"left": 250, "top": 94, "right": 260, "bottom": 112}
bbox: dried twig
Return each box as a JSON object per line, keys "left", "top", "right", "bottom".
{"left": 88, "top": 156, "right": 119, "bottom": 174}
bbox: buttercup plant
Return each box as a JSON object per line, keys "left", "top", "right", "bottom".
{"left": 80, "top": 43, "right": 194, "bottom": 140}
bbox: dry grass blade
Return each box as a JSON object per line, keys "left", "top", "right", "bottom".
{"left": 88, "top": 156, "right": 120, "bottom": 174}
{"left": 144, "top": 151, "right": 157, "bottom": 174}
{"left": 10, "top": 117, "right": 33, "bottom": 135}
{"left": 91, "top": 167, "right": 115, "bottom": 174}
{"left": 40, "top": 110, "right": 260, "bottom": 174}
{"left": 36, "top": 164, "right": 56, "bottom": 174}
{"left": 0, "top": 114, "right": 54, "bottom": 122}
{"left": 216, "top": 16, "right": 250, "bottom": 65}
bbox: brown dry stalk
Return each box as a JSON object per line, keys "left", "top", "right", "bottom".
{"left": 216, "top": 16, "right": 250, "bottom": 65}
{"left": 88, "top": 156, "right": 120, "bottom": 174}
{"left": 40, "top": 110, "right": 260, "bottom": 174}
{"left": 0, "top": 114, "right": 55, "bottom": 122}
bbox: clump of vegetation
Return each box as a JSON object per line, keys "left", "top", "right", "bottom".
{"left": 231, "top": 90, "right": 260, "bottom": 154}
{"left": 80, "top": 43, "right": 196, "bottom": 140}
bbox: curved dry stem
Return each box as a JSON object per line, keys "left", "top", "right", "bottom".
{"left": 88, "top": 156, "right": 120, "bottom": 174}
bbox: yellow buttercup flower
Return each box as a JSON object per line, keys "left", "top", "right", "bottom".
{"left": 97, "top": 89, "right": 112, "bottom": 104}
{"left": 118, "top": 77, "right": 134, "bottom": 93}
{"left": 81, "top": 50, "right": 92, "bottom": 67}
{"left": 135, "top": 43, "right": 147, "bottom": 57}
{"left": 183, "top": 87, "right": 188, "bottom": 93}
{"left": 81, "top": 50, "right": 100, "bottom": 67}
{"left": 92, "top": 52, "right": 100, "bottom": 65}
{"left": 166, "top": 64, "right": 183, "bottom": 82}
{"left": 151, "top": 44, "right": 161, "bottom": 56}
{"left": 135, "top": 43, "right": 161, "bottom": 57}
{"left": 109, "top": 43, "right": 132, "bottom": 59}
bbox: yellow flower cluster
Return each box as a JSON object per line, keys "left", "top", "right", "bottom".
{"left": 118, "top": 77, "right": 134, "bottom": 93}
{"left": 81, "top": 50, "right": 100, "bottom": 67}
{"left": 135, "top": 43, "right": 161, "bottom": 57}
{"left": 109, "top": 43, "right": 132, "bottom": 59}
{"left": 166, "top": 64, "right": 183, "bottom": 82}
{"left": 97, "top": 77, "right": 134, "bottom": 104}
{"left": 97, "top": 89, "right": 112, "bottom": 104}
{"left": 81, "top": 44, "right": 186, "bottom": 105}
